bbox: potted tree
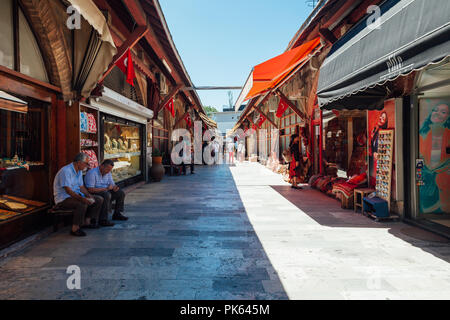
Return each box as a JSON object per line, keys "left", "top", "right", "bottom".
{"left": 150, "top": 148, "right": 165, "bottom": 182}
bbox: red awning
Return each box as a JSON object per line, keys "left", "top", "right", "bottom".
{"left": 245, "top": 37, "right": 322, "bottom": 100}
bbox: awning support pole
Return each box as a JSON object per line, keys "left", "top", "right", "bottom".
{"left": 154, "top": 84, "right": 183, "bottom": 119}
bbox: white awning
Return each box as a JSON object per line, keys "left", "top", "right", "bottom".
{"left": 69, "top": 0, "right": 117, "bottom": 98}
{"left": 90, "top": 87, "right": 153, "bottom": 124}
{"left": 67, "top": 0, "right": 115, "bottom": 48}
{"left": 234, "top": 71, "right": 253, "bottom": 112}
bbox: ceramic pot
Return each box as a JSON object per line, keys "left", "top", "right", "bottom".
{"left": 150, "top": 156, "right": 164, "bottom": 182}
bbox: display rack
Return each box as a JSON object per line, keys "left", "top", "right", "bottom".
{"left": 375, "top": 129, "right": 394, "bottom": 211}
{"left": 79, "top": 104, "right": 100, "bottom": 169}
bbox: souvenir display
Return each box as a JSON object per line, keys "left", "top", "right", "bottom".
{"left": 80, "top": 112, "right": 88, "bottom": 132}
{"left": 375, "top": 129, "right": 394, "bottom": 210}
{"left": 81, "top": 150, "right": 99, "bottom": 169}
{"left": 87, "top": 113, "right": 97, "bottom": 133}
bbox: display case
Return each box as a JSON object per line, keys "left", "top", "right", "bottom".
{"left": 0, "top": 99, "right": 50, "bottom": 222}
{"left": 100, "top": 113, "right": 144, "bottom": 186}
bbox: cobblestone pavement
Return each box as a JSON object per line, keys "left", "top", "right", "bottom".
{"left": 1, "top": 162, "right": 450, "bottom": 300}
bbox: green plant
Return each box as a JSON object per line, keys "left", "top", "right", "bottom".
{"left": 152, "top": 148, "right": 162, "bottom": 157}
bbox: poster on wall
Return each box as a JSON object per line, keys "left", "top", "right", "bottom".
{"left": 418, "top": 99, "right": 450, "bottom": 214}
{"left": 368, "top": 100, "right": 396, "bottom": 190}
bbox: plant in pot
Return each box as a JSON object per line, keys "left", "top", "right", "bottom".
{"left": 150, "top": 148, "right": 165, "bottom": 182}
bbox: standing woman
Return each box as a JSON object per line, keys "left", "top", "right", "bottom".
{"left": 289, "top": 134, "right": 302, "bottom": 189}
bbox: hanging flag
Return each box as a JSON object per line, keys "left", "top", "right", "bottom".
{"left": 164, "top": 98, "right": 175, "bottom": 117}
{"left": 257, "top": 114, "right": 266, "bottom": 128}
{"left": 115, "top": 49, "right": 136, "bottom": 86}
{"left": 276, "top": 97, "right": 290, "bottom": 118}
{"left": 251, "top": 124, "right": 258, "bottom": 131}
{"left": 184, "top": 113, "right": 192, "bottom": 127}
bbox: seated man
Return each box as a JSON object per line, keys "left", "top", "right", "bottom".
{"left": 53, "top": 153, "right": 104, "bottom": 237}
{"left": 85, "top": 159, "right": 128, "bottom": 223}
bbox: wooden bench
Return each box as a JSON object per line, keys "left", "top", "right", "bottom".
{"left": 48, "top": 207, "right": 73, "bottom": 232}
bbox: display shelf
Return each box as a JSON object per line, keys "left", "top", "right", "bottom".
{"left": 104, "top": 151, "right": 141, "bottom": 159}
{"left": 375, "top": 129, "right": 394, "bottom": 211}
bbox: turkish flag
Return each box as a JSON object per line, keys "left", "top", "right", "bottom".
{"left": 115, "top": 49, "right": 136, "bottom": 86}
{"left": 164, "top": 98, "right": 175, "bottom": 117}
{"left": 257, "top": 114, "right": 266, "bottom": 128}
{"left": 276, "top": 97, "right": 289, "bottom": 118}
{"left": 184, "top": 113, "right": 192, "bottom": 127}
{"left": 252, "top": 124, "right": 257, "bottom": 131}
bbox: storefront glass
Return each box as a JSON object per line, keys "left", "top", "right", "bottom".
{"left": 322, "top": 113, "right": 367, "bottom": 178}
{"left": 102, "top": 115, "right": 143, "bottom": 184}
{"left": 418, "top": 98, "right": 450, "bottom": 217}
{"left": 0, "top": 99, "right": 49, "bottom": 222}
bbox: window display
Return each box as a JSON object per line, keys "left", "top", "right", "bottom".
{"left": 102, "top": 117, "right": 143, "bottom": 183}
{"left": 323, "top": 114, "right": 367, "bottom": 178}
{"left": 0, "top": 103, "right": 49, "bottom": 222}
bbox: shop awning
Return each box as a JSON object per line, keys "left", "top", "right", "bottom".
{"left": 199, "top": 112, "right": 217, "bottom": 129}
{"left": 69, "top": 0, "right": 118, "bottom": 98}
{"left": 0, "top": 91, "right": 28, "bottom": 114}
{"left": 317, "top": 0, "right": 450, "bottom": 110}
{"left": 245, "top": 37, "right": 322, "bottom": 101}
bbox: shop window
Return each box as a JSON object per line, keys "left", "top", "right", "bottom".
{"left": 323, "top": 115, "right": 367, "bottom": 178}
{"left": 0, "top": 0, "right": 14, "bottom": 69}
{"left": 0, "top": 107, "right": 44, "bottom": 163}
{"left": 103, "top": 116, "right": 143, "bottom": 184}
{"left": 0, "top": 0, "right": 49, "bottom": 82}
{"left": 0, "top": 100, "right": 49, "bottom": 205}
{"left": 18, "top": 9, "right": 48, "bottom": 82}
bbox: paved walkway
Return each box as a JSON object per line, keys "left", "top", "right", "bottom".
{"left": 1, "top": 163, "right": 450, "bottom": 299}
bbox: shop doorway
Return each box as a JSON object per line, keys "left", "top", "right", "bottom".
{"left": 415, "top": 60, "right": 450, "bottom": 230}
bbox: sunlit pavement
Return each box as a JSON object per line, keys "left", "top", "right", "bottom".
{"left": 1, "top": 162, "right": 450, "bottom": 300}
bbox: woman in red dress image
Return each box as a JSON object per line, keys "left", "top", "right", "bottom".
{"left": 289, "top": 134, "right": 302, "bottom": 189}
{"left": 369, "top": 111, "right": 388, "bottom": 186}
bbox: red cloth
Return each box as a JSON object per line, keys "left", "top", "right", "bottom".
{"left": 348, "top": 172, "right": 367, "bottom": 185}
{"left": 276, "top": 97, "right": 290, "bottom": 118}
{"left": 257, "top": 114, "right": 266, "bottom": 128}
{"left": 115, "top": 49, "right": 136, "bottom": 86}
{"left": 184, "top": 113, "right": 192, "bottom": 127}
{"left": 165, "top": 98, "right": 175, "bottom": 118}
{"left": 289, "top": 160, "right": 301, "bottom": 179}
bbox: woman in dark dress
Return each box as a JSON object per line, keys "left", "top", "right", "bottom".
{"left": 289, "top": 134, "right": 302, "bottom": 189}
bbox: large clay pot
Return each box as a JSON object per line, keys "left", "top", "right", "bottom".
{"left": 150, "top": 156, "right": 164, "bottom": 182}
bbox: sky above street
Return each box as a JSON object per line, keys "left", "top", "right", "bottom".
{"left": 159, "top": 0, "right": 315, "bottom": 111}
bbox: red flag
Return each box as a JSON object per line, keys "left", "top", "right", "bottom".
{"left": 252, "top": 124, "right": 257, "bottom": 131}
{"left": 164, "top": 98, "right": 175, "bottom": 117}
{"left": 184, "top": 113, "right": 192, "bottom": 127}
{"left": 257, "top": 114, "right": 266, "bottom": 128}
{"left": 276, "top": 97, "right": 289, "bottom": 118}
{"left": 115, "top": 49, "right": 136, "bottom": 86}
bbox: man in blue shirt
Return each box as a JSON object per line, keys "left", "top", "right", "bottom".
{"left": 53, "top": 153, "right": 103, "bottom": 237}
{"left": 85, "top": 159, "right": 128, "bottom": 224}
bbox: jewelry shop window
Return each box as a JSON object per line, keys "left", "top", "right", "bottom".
{"left": 102, "top": 115, "right": 144, "bottom": 184}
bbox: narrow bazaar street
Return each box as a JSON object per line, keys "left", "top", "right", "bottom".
{"left": 1, "top": 163, "right": 450, "bottom": 300}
